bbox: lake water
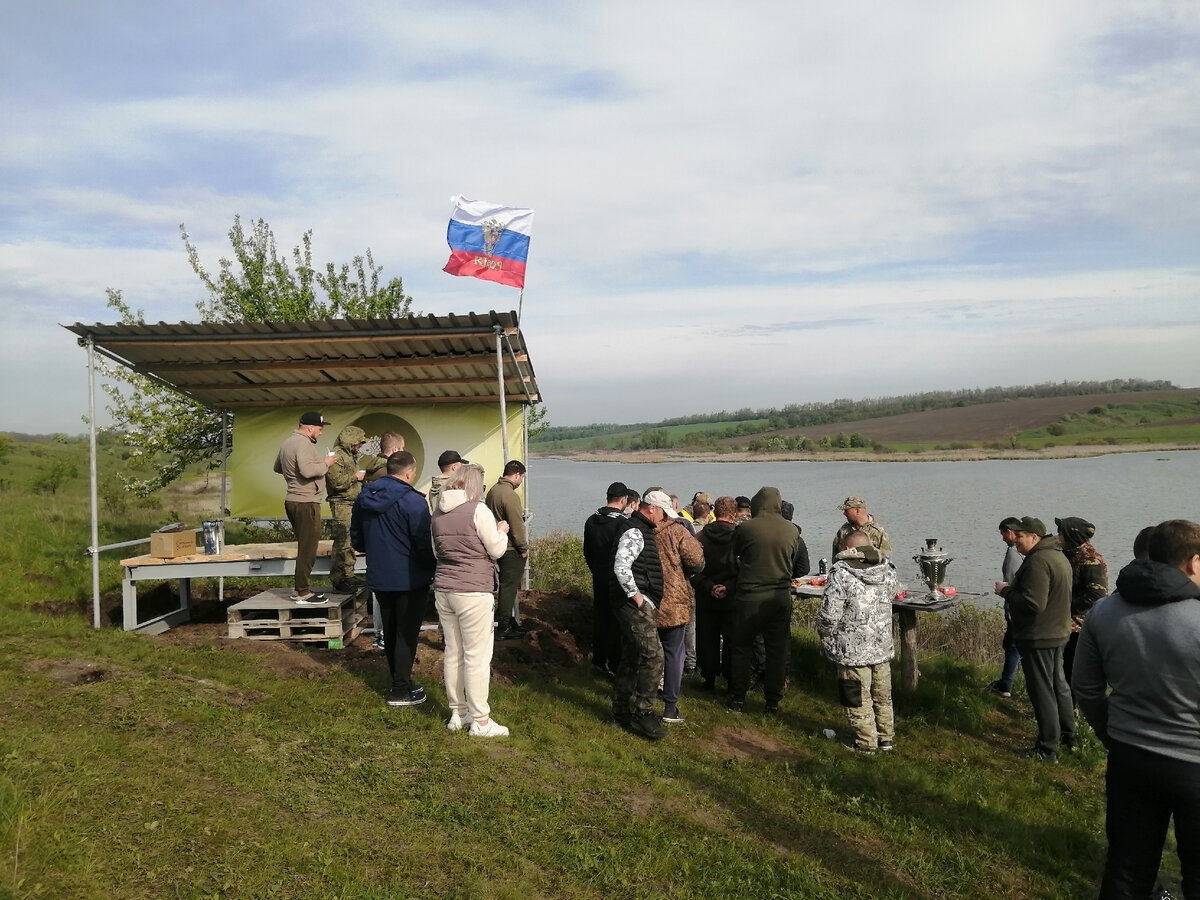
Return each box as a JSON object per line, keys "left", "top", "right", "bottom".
{"left": 525, "top": 450, "right": 1200, "bottom": 603}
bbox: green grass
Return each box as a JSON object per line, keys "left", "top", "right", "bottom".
{"left": 0, "top": 436, "right": 1173, "bottom": 898}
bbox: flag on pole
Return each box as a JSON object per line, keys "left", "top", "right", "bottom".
{"left": 443, "top": 194, "right": 533, "bottom": 289}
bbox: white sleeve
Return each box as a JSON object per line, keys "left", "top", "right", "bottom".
{"left": 473, "top": 502, "right": 510, "bottom": 560}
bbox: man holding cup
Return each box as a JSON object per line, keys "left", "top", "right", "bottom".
{"left": 274, "top": 411, "right": 337, "bottom": 603}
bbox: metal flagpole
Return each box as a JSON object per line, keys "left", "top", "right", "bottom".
{"left": 495, "top": 326, "right": 509, "bottom": 457}
{"left": 86, "top": 337, "right": 101, "bottom": 629}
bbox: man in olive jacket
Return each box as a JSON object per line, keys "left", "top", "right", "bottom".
{"left": 728, "top": 487, "right": 799, "bottom": 713}
{"left": 486, "top": 460, "right": 528, "bottom": 639}
{"left": 997, "top": 516, "right": 1075, "bottom": 760}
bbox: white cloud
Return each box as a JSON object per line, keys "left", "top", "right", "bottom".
{"left": 1, "top": 1, "right": 1198, "bottom": 432}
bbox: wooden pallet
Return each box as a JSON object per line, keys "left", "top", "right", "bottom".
{"left": 227, "top": 588, "right": 365, "bottom": 644}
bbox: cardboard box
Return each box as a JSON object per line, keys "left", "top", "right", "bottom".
{"left": 150, "top": 530, "right": 197, "bottom": 559}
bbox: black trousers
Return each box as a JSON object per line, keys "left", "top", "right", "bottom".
{"left": 590, "top": 575, "right": 621, "bottom": 672}
{"left": 1102, "top": 739, "right": 1200, "bottom": 899}
{"left": 695, "top": 603, "right": 734, "bottom": 685}
{"left": 495, "top": 549, "right": 524, "bottom": 624}
{"left": 375, "top": 588, "right": 428, "bottom": 694}
{"left": 729, "top": 590, "right": 792, "bottom": 705}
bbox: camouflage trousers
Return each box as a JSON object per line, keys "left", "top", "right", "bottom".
{"left": 612, "top": 600, "right": 663, "bottom": 716}
{"left": 328, "top": 501, "right": 357, "bottom": 588}
{"left": 837, "top": 662, "right": 894, "bottom": 750}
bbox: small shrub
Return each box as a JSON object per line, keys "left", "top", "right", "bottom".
{"left": 529, "top": 530, "right": 590, "bottom": 596}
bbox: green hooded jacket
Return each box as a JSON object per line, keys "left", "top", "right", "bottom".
{"left": 326, "top": 426, "right": 368, "bottom": 504}
{"left": 732, "top": 487, "right": 799, "bottom": 603}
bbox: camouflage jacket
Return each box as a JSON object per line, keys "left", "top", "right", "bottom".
{"left": 832, "top": 516, "right": 892, "bottom": 558}
{"left": 326, "top": 426, "right": 368, "bottom": 505}
{"left": 817, "top": 547, "right": 899, "bottom": 667}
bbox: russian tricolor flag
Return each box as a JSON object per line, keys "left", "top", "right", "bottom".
{"left": 443, "top": 195, "right": 533, "bottom": 289}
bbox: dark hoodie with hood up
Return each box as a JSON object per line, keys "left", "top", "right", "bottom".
{"left": 693, "top": 519, "right": 738, "bottom": 611}
{"left": 732, "top": 487, "right": 799, "bottom": 604}
{"left": 1072, "top": 558, "right": 1200, "bottom": 763}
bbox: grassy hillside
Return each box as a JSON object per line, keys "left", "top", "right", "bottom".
{"left": 0, "top": 436, "right": 1163, "bottom": 898}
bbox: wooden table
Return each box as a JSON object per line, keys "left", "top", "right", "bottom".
{"left": 119, "top": 541, "right": 365, "bottom": 633}
{"left": 794, "top": 579, "right": 972, "bottom": 691}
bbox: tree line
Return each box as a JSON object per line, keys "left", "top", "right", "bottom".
{"left": 532, "top": 379, "right": 1177, "bottom": 445}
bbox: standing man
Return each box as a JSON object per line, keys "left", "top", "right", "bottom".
{"left": 728, "top": 487, "right": 799, "bottom": 714}
{"left": 996, "top": 516, "right": 1074, "bottom": 760}
{"left": 988, "top": 516, "right": 1025, "bottom": 698}
{"left": 1055, "top": 516, "right": 1108, "bottom": 692}
{"left": 583, "top": 481, "right": 630, "bottom": 676}
{"left": 273, "top": 411, "right": 336, "bottom": 603}
{"left": 817, "top": 531, "right": 900, "bottom": 753}
{"left": 1073, "top": 520, "right": 1200, "bottom": 898}
{"left": 653, "top": 494, "right": 705, "bottom": 725}
{"left": 427, "top": 449, "right": 467, "bottom": 512}
{"left": 350, "top": 451, "right": 436, "bottom": 708}
{"left": 486, "top": 460, "right": 528, "bottom": 640}
{"left": 610, "top": 492, "right": 673, "bottom": 740}
{"left": 363, "top": 432, "right": 405, "bottom": 482}
{"left": 325, "top": 425, "right": 371, "bottom": 592}
{"left": 832, "top": 497, "right": 892, "bottom": 557}
{"left": 692, "top": 496, "right": 740, "bottom": 693}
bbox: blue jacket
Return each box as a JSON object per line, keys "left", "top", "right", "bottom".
{"left": 350, "top": 476, "right": 435, "bottom": 592}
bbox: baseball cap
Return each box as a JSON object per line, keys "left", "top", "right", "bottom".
{"left": 642, "top": 490, "right": 680, "bottom": 518}
{"left": 1012, "top": 516, "right": 1047, "bottom": 537}
{"left": 437, "top": 450, "right": 467, "bottom": 469}
{"left": 299, "top": 411, "right": 328, "bottom": 427}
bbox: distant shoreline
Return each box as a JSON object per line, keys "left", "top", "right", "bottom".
{"left": 530, "top": 443, "right": 1200, "bottom": 464}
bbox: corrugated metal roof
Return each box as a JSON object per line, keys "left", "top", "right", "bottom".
{"left": 64, "top": 311, "right": 540, "bottom": 409}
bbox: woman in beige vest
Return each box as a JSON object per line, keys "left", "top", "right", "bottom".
{"left": 431, "top": 464, "right": 511, "bottom": 738}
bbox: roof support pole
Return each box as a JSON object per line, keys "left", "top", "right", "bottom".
{"left": 86, "top": 337, "right": 101, "bottom": 629}
{"left": 495, "top": 326, "right": 509, "bottom": 457}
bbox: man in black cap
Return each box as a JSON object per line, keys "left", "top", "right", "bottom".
{"left": 428, "top": 449, "right": 467, "bottom": 512}
{"left": 996, "top": 516, "right": 1074, "bottom": 760}
{"left": 583, "top": 481, "right": 631, "bottom": 675}
{"left": 273, "top": 411, "right": 337, "bottom": 603}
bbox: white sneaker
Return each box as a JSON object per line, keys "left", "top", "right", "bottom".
{"left": 447, "top": 713, "right": 464, "bottom": 732}
{"left": 469, "top": 718, "right": 510, "bottom": 738}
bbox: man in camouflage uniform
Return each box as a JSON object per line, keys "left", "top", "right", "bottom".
{"left": 832, "top": 496, "right": 893, "bottom": 557}
{"left": 817, "top": 531, "right": 901, "bottom": 752}
{"left": 326, "top": 425, "right": 378, "bottom": 591}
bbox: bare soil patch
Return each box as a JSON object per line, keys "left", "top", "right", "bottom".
{"left": 21, "top": 657, "right": 125, "bottom": 686}
{"left": 698, "top": 726, "right": 803, "bottom": 763}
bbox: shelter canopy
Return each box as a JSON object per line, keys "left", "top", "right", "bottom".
{"left": 64, "top": 311, "right": 539, "bottom": 409}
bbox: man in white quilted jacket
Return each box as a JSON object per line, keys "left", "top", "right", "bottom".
{"left": 817, "top": 531, "right": 900, "bottom": 753}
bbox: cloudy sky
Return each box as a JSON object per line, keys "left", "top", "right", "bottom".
{"left": 2, "top": 1, "right": 1198, "bottom": 434}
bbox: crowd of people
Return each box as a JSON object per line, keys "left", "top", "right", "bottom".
{"left": 274, "top": 410, "right": 1200, "bottom": 897}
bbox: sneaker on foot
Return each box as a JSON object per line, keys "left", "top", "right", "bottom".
{"left": 469, "top": 718, "right": 509, "bottom": 738}
{"left": 842, "top": 740, "right": 877, "bottom": 755}
{"left": 726, "top": 700, "right": 744, "bottom": 713}
{"left": 371, "top": 635, "right": 385, "bottom": 651}
{"left": 387, "top": 688, "right": 426, "bottom": 707}
{"left": 878, "top": 740, "right": 894, "bottom": 752}
{"left": 291, "top": 591, "right": 326, "bottom": 604}
{"left": 447, "top": 713, "right": 464, "bottom": 732}
{"left": 1015, "top": 746, "right": 1057, "bottom": 762}
{"left": 662, "top": 707, "right": 685, "bottom": 725}
{"left": 628, "top": 711, "right": 668, "bottom": 740}
{"left": 987, "top": 680, "right": 1012, "bottom": 698}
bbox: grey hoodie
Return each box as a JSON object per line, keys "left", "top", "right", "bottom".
{"left": 1072, "top": 558, "right": 1200, "bottom": 763}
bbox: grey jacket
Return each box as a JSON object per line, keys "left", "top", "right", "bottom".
{"left": 1072, "top": 559, "right": 1200, "bottom": 763}
{"left": 817, "top": 546, "right": 899, "bottom": 667}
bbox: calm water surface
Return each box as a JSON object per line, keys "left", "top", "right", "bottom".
{"left": 525, "top": 451, "right": 1200, "bottom": 603}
